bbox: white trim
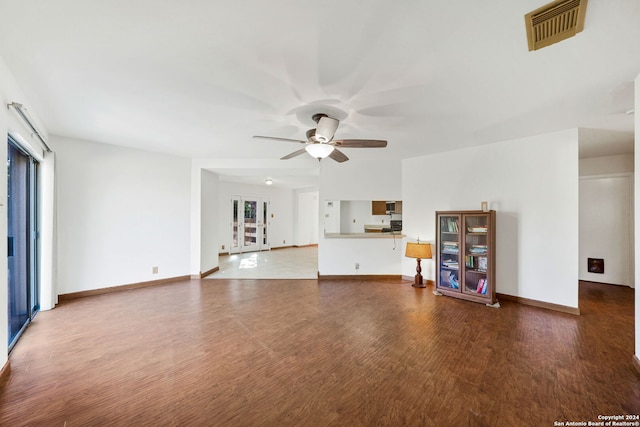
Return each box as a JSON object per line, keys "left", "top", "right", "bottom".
{"left": 230, "top": 194, "right": 269, "bottom": 254}
{"left": 8, "top": 131, "right": 44, "bottom": 162}
{"left": 580, "top": 172, "right": 633, "bottom": 180}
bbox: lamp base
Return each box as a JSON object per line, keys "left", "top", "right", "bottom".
{"left": 412, "top": 274, "right": 426, "bottom": 288}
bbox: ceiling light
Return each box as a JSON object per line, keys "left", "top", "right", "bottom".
{"left": 265, "top": 179, "right": 273, "bottom": 185}
{"left": 625, "top": 109, "right": 635, "bottom": 115}
{"left": 305, "top": 143, "right": 335, "bottom": 159}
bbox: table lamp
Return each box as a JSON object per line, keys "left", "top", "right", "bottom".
{"left": 405, "top": 241, "right": 432, "bottom": 288}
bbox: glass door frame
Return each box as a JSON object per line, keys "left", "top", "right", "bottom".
{"left": 7, "top": 137, "right": 40, "bottom": 352}
{"left": 462, "top": 213, "right": 490, "bottom": 296}
{"left": 229, "top": 195, "right": 269, "bottom": 254}
{"left": 436, "top": 213, "right": 462, "bottom": 293}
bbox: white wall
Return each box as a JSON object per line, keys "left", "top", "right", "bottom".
{"left": 634, "top": 73, "right": 639, "bottom": 361}
{"left": 200, "top": 170, "right": 219, "bottom": 274}
{"left": 296, "top": 190, "right": 319, "bottom": 246}
{"left": 402, "top": 129, "right": 579, "bottom": 308}
{"left": 579, "top": 175, "right": 633, "bottom": 286}
{"left": 217, "top": 181, "right": 295, "bottom": 251}
{"left": 323, "top": 200, "right": 341, "bottom": 233}
{"left": 580, "top": 154, "right": 633, "bottom": 176}
{"left": 340, "top": 200, "right": 369, "bottom": 234}
{"left": 54, "top": 136, "right": 191, "bottom": 294}
{"left": 318, "top": 158, "right": 403, "bottom": 275}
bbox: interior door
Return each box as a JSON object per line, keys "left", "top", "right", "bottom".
{"left": 230, "top": 196, "right": 265, "bottom": 253}
{"left": 231, "top": 198, "right": 241, "bottom": 254}
{"left": 262, "top": 200, "right": 270, "bottom": 249}
{"left": 242, "top": 198, "right": 260, "bottom": 252}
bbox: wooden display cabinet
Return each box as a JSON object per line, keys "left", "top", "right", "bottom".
{"left": 435, "top": 210, "right": 496, "bottom": 305}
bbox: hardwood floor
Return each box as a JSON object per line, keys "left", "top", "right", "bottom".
{"left": 1, "top": 279, "right": 638, "bottom": 426}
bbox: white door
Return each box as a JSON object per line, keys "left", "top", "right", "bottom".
{"left": 230, "top": 196, "right": 266, "bottom": 254}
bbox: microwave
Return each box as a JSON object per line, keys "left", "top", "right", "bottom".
{"left": 386, "top": 202, "right": 396, "bottom": 214}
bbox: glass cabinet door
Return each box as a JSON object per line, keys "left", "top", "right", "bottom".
{"left": 437, "top": 214, "right": 461, "bottom": 292}
{"left": 463, "top": 214, "right": 489, "bottom": 295}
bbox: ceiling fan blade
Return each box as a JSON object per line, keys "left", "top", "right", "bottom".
{"left": 281, "top": 148, "right": 308, "bottom": 160}
{"left": 328, "top": 148, "right": 349, "bottom": 163}
{"left": 253, "top": 135, "right": 307, "bottom": 144}
{"left": 333, "top": 139, "right": 387, "bottom": 148}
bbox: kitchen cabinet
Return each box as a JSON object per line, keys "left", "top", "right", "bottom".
{"left": 371, "top": 200, "right": 402, "bottom": 215}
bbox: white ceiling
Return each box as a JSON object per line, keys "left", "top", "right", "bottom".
{"left": 0, "top": 1, "right": 638, "bottom": 187}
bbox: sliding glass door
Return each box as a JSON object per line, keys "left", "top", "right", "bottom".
{"left": 7, "top": 138, "right": 39, "bottom": 351}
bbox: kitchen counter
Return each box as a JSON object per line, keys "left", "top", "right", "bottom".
{"left": 324, "top": 233, "right": 405, "bottom": 239}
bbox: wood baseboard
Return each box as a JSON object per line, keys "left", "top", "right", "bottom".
{"left": 497, "top": 293, "right": 580, "bottom": 315}
{"left": 218, "top": 252, "right": 229, "bottom": 256}
{"left": 401, "top": 276, "right": 435, "bottom": 287}
{"left": 198, "top": 266, "right": 219, "bottom": 279}
{"left": 633, "top": 355, "right": 640, "bottom": 376}
{"left": 58, "top": 275, "right": 191, "bottom": 302}
{"left": 318, "top": 274, "right": 402, "bottom": 282}
{"left": 0, "top": 361, "right": 10, "bottom": 384}
{"left": 294, "top": 244, "right": 318, "bottom": 248}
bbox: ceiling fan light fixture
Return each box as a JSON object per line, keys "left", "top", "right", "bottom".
{"left": 305, "top": 143, "right": 334, "bottom": 159}
{"left": 314, "top": 116, "right": 339, "bottom": 143}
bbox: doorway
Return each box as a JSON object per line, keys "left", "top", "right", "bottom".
{"left": 230, "top": 196, "right": 268, "bottom": 254}
{"left": 7, "top": 137, "right": 40, "bottom": 351}
{"left": 579, "top": 174, "right": 633, "bottom": 287}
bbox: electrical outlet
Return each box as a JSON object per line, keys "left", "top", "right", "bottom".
{"left": 283, "top": 240, "right": 286, "bottom": 244}
{"left": 355, "top": 263, "right": 360, "bottom": 270}
{"left": 152, "top": 266, "right": 158, "bottom": 274}
{"left": 221, "top": 244, "right": 225, "bottom": 250}
{"left": 353, "top": 219, "right": 356, "bottom": 223}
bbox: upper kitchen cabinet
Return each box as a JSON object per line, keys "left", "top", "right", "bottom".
{"left": 372, "top": 201, "right": 402, "bottom": 215}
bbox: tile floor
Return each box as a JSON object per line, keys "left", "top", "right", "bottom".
{"left": 207, "top": 246, "right": 318, "bottom": 279}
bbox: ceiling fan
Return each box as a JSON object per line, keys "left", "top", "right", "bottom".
{"left": 253, "top": 113, "right": 387, "bottom": 163}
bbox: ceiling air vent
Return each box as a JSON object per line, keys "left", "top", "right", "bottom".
{"left": 525, "top": 0, "right": 588, "bottom": 51}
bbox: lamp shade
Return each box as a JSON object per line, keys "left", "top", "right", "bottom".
{"left": 305, "top": 143, "right": 335, "bottom": 159}
{"left": 405, "top": 242, "right": 432, "bottom": 259}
